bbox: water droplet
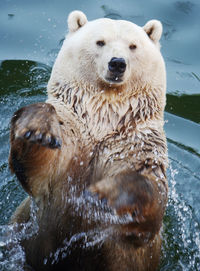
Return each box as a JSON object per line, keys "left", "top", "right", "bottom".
{"left": 0, "top": 241, "right": 5, "bottom": 247}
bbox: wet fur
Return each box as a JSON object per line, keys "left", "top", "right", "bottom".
{"left": 9, "top": 12, "right": 168, "bottom": 271}
{"left": 9, "top": 84, "right": 168, "bottom": 270}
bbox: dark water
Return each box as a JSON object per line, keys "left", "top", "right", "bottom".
{"left": 0, "top": 0, "right": 200, "bottom": 270}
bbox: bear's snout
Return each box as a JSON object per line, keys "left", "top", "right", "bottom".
{"left": 108, "top": 57, "right": 126, "bottom": 76}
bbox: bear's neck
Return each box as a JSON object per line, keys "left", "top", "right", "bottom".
{"left": 48, "top": 80, "right": 165, "bottom": 140}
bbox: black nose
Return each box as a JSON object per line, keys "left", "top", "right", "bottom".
{"left": 108, "top": 57, "right": 126, "bottom": 74}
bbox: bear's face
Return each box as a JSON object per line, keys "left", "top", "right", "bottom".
{"left": 52, "top": 11, "right": 165, "bottom": 92}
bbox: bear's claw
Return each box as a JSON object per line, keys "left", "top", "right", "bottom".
{"left": 20, "top": 129, "right": 62, "bottom": 149}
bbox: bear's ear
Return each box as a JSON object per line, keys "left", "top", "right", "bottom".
{"left": 143, "top": 20, "right": 162, "bottom": 44}
{"left": 67, "top": 10, "right": 88, "bottom": 33}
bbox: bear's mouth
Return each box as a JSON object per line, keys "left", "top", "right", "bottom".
{"left": 105, "top": 75, "right": 123, "bottom": 84}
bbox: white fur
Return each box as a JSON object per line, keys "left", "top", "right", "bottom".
{"left": 48, "top": 11, "right": 166, "bottom": 140}
{"left": 49, "top": 11, "right": 165, "bottom": 94}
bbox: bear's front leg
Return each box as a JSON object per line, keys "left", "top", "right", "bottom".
{"left": 89, "top": 170, "right": 167, "bottom": 246}
{"left": 9, "top": 103, "right": 62, "bottom": 196}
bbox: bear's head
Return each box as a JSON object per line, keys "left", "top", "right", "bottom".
{"left": 49, "top": 11, "right": 166, "bottom": 94}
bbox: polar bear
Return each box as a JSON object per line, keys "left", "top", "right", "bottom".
{"left": 9, "top": 10, "right": 168, "bottom": 271}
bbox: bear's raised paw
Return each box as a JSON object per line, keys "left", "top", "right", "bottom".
{"left": 11, "top": 103, "right": 62, "bottom": 149}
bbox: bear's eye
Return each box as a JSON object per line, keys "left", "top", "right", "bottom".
{"left": 129, "top": 44, "right": 137, "bottom": 50}
{"left": 96, "top": 40, "right": 106, "bottom": 47}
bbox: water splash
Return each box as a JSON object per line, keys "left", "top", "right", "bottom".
{"left": 161, "top": 163, "right": 200, "bottom": 271}
{"left": 64, "top": 176, "right": 134, "bottom": 226}
{"left": 44, "top": 228, "right": 112, "bottom": 266}
{"left": 0, "top": 163, "right": 200, "bottom": 270}
{"left": 0, "top": 199, "right": 39, "bottom": 271}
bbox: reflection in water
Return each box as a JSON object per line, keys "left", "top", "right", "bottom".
{"left": 101, "top": 5, "right": 122, "bottom": 19}
{"left": 166, "top": 94, "right": 200, "bottom": 124}
{"left": 174, "top": 1, "right": 194, "bottom": 14}
{"left": 162, "top": 21, "right": 176, "bottom": 41}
